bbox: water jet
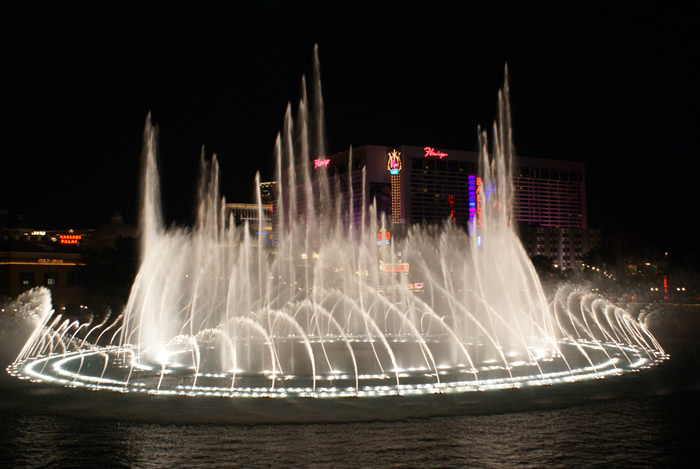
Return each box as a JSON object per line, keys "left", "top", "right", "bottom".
{"left": 6, "top": 51, "right": 666, "bottom": 423}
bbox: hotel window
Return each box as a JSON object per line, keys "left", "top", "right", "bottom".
{"left": 19, "top": 272, "right": 35, "bottom": 287}
{"left": 45, "top": 273, "right": 58, "bottom": 286}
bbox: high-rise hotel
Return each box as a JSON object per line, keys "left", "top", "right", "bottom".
{"left": 283, "top": 144, "right": 600, "bottom": 270}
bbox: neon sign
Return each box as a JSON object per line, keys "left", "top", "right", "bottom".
{"left": 468, "top": 175, "right": 483, "bottom": 234}
{"left": 381, "top": 262, "right": 410, "bottom": 273}
{"left": 448, "top": 194, "right": 456, "bottom": 221}
{"left": 424, "top": 147, "right": 448, "bottom": 159}
{"left": 314, "top": 158, "right": 330, "bottom": 169}
{"left": 59, "top": 234, "right": 82, "bottom": 245}
{"left": 387, "top": 149, "right": 402, "bottom": 174}
{"left": 377, "top": 230, "right": 391, "bottom": 246}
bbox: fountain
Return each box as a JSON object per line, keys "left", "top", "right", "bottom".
{"left": 6, "top": 49, "right": 667, "bottom": 422}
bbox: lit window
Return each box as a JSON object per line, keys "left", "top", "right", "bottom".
{"left": 45, "top": 273, "right": 58, "bottom": 286}
{"left": 19, "top": 273, "right": 34, "bottom": 287}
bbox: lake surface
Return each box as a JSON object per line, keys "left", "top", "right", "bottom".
{"left": 1, "top": 390, "right": 698, "bottom": 468}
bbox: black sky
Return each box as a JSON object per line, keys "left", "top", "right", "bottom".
{"left": 3, "top": 2, "right": 698, "bottom": 255}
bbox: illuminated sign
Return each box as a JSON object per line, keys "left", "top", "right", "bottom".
{"left": 377, "top": 230, "right": 391, "bottom": 246}
{"left": 388, "top": 150, "right": 403, "bottom": 223}
{"left": 387, "top": 149, "right": 402, "bottom": 175}
{"left": 424, "top": 147, "right": 448, "bottom": 159}
{"left": 468, "top": 175, "right": 483, "bottom": 234}
{"left": 448, "top": 194, "right": 456, "bottom": 221}
{"left": 31, "top": 231, "right": 46, "bottom": 236}
{"left": 314, "top": 158, "right": 330, "bottom": 169}
{"left": 382, "top": 263, "right": 410, "bottom": 273}
{"left": 59, "top": 234, "right": 82, "bottom": 245}
{"left": 380, "top": 260, "right": 409, "bottom": 273}
{"left": 38, "top": 258, "right": 64, "bottom": 264}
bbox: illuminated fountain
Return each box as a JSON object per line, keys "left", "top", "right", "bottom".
{"left": 7, "top": 51, "right": 666, "bottom": 419}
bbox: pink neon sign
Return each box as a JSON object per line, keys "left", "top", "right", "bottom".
{"left": 314, "top": 158, "right": 330, "bottom": 169}
{"left": 389, "top": 158, "right": 400, "bottom": 173}
{"left": 424, "top": 147, "right": 448, "bottom": 159}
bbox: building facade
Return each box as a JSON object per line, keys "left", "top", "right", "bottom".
{"left": 513, "top": 156, "right": 587, "bottom": 229}
{"left": 225, "top": 202, "right": 273, "bottom": 246}
{"left": 1, "top": 227, "right": 90, "bottom": 307}
{"left": 1, "top": 213, "right": 137, "bottom": 308}
{"left": 285, "top": 144, "right": 598, "bottom": 270}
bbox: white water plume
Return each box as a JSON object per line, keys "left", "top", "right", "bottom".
{"left": 8, "top": 52, "right": 665, "bottom": 406}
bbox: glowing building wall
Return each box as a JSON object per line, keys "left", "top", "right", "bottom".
{"left": 512, "top": 157, "right": 587, "bottom": 229}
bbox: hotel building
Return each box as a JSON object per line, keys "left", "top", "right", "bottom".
{"left": 224, "top": 202, "right": 273, "bottom": 246}
{"left": 286, "top": 144, "right": 599, "bottom": 270}
{"left": 1, "top": 213, "right": 137, "bottom": 307}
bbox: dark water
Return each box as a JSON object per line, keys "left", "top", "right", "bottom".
{"left": 2, "top": 324, "right": 699, "bottom": 467}
{"left": 1, "top": 391, "right": 698, "bottom": 468}
{"left": 2, "top": 346, "right": 699, "bottom": 468}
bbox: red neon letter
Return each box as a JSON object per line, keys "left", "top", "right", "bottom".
{"left": 314, "top": 158, "right": 330, "bottom": 169}
{"left": 424, "top": 147, "right": 448, "bottom": 159}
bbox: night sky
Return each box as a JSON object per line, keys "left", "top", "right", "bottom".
{"left": 3, "top": 3, "right": 698, "bottom": 255}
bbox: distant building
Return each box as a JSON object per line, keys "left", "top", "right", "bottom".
{"left": 1, "top": 213, "right": 136, "bottom": 307}
{"left": 1, "top": 218, "right": 89, "bottom": 307}
{"left": 511, "top": 156, "right": 599, "bottom": 270}
{"left": 519, "top": 225, "right": 601, "bottom": 271}
{"left": 224, "top": 202, "right": 273, "bottom": 246}
{"left": 279, "top": 144, "right": 599, "bottom": 270}
{"left": 259, "top": 181, "right": 277, "bottom": 205}
{"left": 513, "top": 156, "right": 587, "bottom": 229}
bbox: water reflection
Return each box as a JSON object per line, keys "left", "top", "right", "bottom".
{"left": 1, "top": 392, "right": 697, "bottom": 468}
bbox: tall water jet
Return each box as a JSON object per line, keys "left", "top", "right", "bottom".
{"left": 7, "top": 51, "right": 666, "bottom": 421}
{"left": 139, "top": 113, "right": 163, "bottom": 260}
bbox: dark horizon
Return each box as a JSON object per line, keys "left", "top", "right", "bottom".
{"left": 3, "top": 3, "right": 698, "bottom": 258}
